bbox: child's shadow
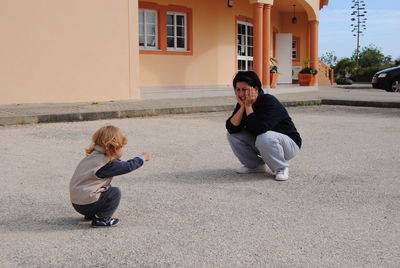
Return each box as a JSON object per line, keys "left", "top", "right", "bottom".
{"left": 3, "top": 169, "right": 273, "bottom": 233}
{"left": 1, "top": 216, "right": 92, "bottom": 233}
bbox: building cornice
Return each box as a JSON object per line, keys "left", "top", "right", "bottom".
{"left": 320, "top": 0, "right": 329, "bottom": 9}
{"left": 248, "top": 0, "right": 274, "bottom": 5}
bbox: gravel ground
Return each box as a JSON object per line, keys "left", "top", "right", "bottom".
{"left": 0, "top": 105, "right": 399, "bottom": 267}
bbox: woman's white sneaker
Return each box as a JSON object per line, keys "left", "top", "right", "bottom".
{"left": 275, "top": 167, "right": 289, "bottom": 181}
{"left": 236, "top": 165, "right": 266, "bottom": 174}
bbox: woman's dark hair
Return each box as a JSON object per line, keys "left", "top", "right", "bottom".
{"left": 232, "top": 71, "right": 264, "bottom": 94}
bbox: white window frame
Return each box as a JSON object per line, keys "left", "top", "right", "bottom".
{"left": 139, "top": 9, "right": 158, "bottom": 50}
{"left": 237, "top": 21, "right": 254, "bottom": 71}
{"left": 166, "top": 12, "right": 187, "bottom": 51}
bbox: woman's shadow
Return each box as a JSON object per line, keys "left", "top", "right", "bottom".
{"left": 152, "top": 167, "right": 275, "bottom": 184}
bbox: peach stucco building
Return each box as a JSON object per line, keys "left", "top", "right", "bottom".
{"left": 0, "top": 0, "right": 330, "bottom": 104}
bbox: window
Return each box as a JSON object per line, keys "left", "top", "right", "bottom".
{"left": 138, "top": 2, "right": 192, "bottom": 55}
{"left": 167, "top": 12, "right": 187, "bottom": 51}
{"left": 292, "top": 36, "right": 300, "bottom": 61}
{"left": 139, "top": 9, "right": 158, "bottom": 49}
{"left": 237, "top": 21, "right": 253, "bottom": 71}
{"left": 292, "top": 40, "right": 297, "bottom": 59}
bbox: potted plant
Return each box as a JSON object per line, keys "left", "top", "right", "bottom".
{"left": 298, "top": 57, "right": 318, "bottom": 86}
{"left": 269, "top": 57, "right": 279, "bottom": 88}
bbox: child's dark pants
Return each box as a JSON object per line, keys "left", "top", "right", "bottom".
{"left": 72, "top": 186, "right": 121, "bottom": 219}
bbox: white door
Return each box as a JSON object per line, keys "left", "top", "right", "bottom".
{"left": 276, "top": 33, "right": 292, "bottom": 84}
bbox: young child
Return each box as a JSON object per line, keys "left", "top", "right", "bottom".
{"left": 69, "top": 125, "right": 150, "bottom": 227}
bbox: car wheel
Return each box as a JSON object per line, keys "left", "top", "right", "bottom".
{"left": 392, "top": 79, "right": 400, "bottom": 92}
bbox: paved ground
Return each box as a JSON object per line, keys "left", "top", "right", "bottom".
{"left": 1, "top": 106, "right": 399, "bottom": 267}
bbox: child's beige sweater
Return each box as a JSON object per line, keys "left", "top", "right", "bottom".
{"left": 70, "top": 146, "right": 112, "bottom": 205}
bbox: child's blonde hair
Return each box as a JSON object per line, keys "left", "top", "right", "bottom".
{"left": 85, "top": 125, "right": 127, "bottom": 162}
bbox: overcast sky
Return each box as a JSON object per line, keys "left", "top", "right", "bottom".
{"left": 319, "top": 0, "right": 400, "bottom": 61}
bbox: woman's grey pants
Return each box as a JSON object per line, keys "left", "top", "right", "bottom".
{"left": 227, "top": 130, "right": 300, "bottom": 172}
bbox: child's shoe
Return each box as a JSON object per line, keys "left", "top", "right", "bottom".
{"left": 91, "top": 217, "right": 120, "bottom": 227}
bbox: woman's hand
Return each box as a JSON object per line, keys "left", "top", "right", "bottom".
{"left": 244, "top": 87, "right": 258, "bottom": 107}
{"left": 236, "top": 95, "right": 245, "bottom": 108}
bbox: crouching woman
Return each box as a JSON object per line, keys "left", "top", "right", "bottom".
{"left": 226, "top": 71, "right": 302, "bottom": 181}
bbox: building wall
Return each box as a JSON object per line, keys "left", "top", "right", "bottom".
{"left": 0, "top": 0, "right": 323, "bottom": 104}
{"left": 304, "top": 0, "right": 320, "bottom": 20}
{"left": 279, "top": 12, "right": 310, "bottom": 68}
{"left": 139, "top": 0, "right": 320, "bottom": 89}
{"left": 139, "top": 0, "right": 253, "bottom": 88}
{"left": 0, "top": 0, "right": 139, "bottom": 104}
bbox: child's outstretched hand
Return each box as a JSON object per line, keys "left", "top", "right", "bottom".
{"left": 141, "top": 152, "right": 151, "bottom": 161}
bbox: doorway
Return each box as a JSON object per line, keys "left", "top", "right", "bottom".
{"left": 276, "top": 33, "right": 292, "bottom": 84}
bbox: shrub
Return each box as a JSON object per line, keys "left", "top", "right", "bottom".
{"left": 334, "top": 58, "right": 356, "bottom": 77}
{"left": 299, "top": 57, "right": 318, "bottom": 75}
{"left": 352, "top": 65, "right": 391, "bottom": 82}
{"left": 299, "top": 67, "right": 318, "bottom": 75}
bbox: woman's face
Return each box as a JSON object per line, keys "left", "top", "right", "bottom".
{"left": 235, "top": 81, "right": 252, "bottom": 101}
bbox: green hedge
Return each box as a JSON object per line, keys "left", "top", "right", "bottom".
{"left": 351, "top": 65, "right": 392, "bottom": 82}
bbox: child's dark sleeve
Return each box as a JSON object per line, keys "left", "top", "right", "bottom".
{"left": 96, "top": 157, "right": 144, "bottom": 178}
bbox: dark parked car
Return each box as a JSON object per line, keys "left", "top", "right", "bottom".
{"left": 372, "top": 66, "right": 400, "bottom": 92}
{"left": 335, "top": 77, "right": 353, "bottom": 85}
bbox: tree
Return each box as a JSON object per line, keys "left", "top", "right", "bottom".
{"left": 350, "top": 0, "right": 367, "bottom": 66}
{"left": 352, "top": 45, "right": 392, "bottom": 68}
{"left": 334, "top": 58, "right": 356, "bottom": 77}
{"left": 320, "top": 51, "right": 338, "bottom": 68}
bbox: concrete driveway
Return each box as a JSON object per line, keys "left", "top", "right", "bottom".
{"left": 1, "top": 106, "right": 399, "bottom": 267}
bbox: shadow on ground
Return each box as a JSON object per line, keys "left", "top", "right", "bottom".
{"left": 144, "top": 168, "right": 276, "bottom": 184}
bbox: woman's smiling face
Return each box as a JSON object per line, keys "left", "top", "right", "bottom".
{"left": 235, "top": 81, "right": 251, "bottom": 101}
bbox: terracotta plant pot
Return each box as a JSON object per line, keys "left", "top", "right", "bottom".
{"left": 298, "top": 73, "right": 316, "bottom": 86}
{"left": 270, "top": 73, "right": 279, "bottom": 88}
